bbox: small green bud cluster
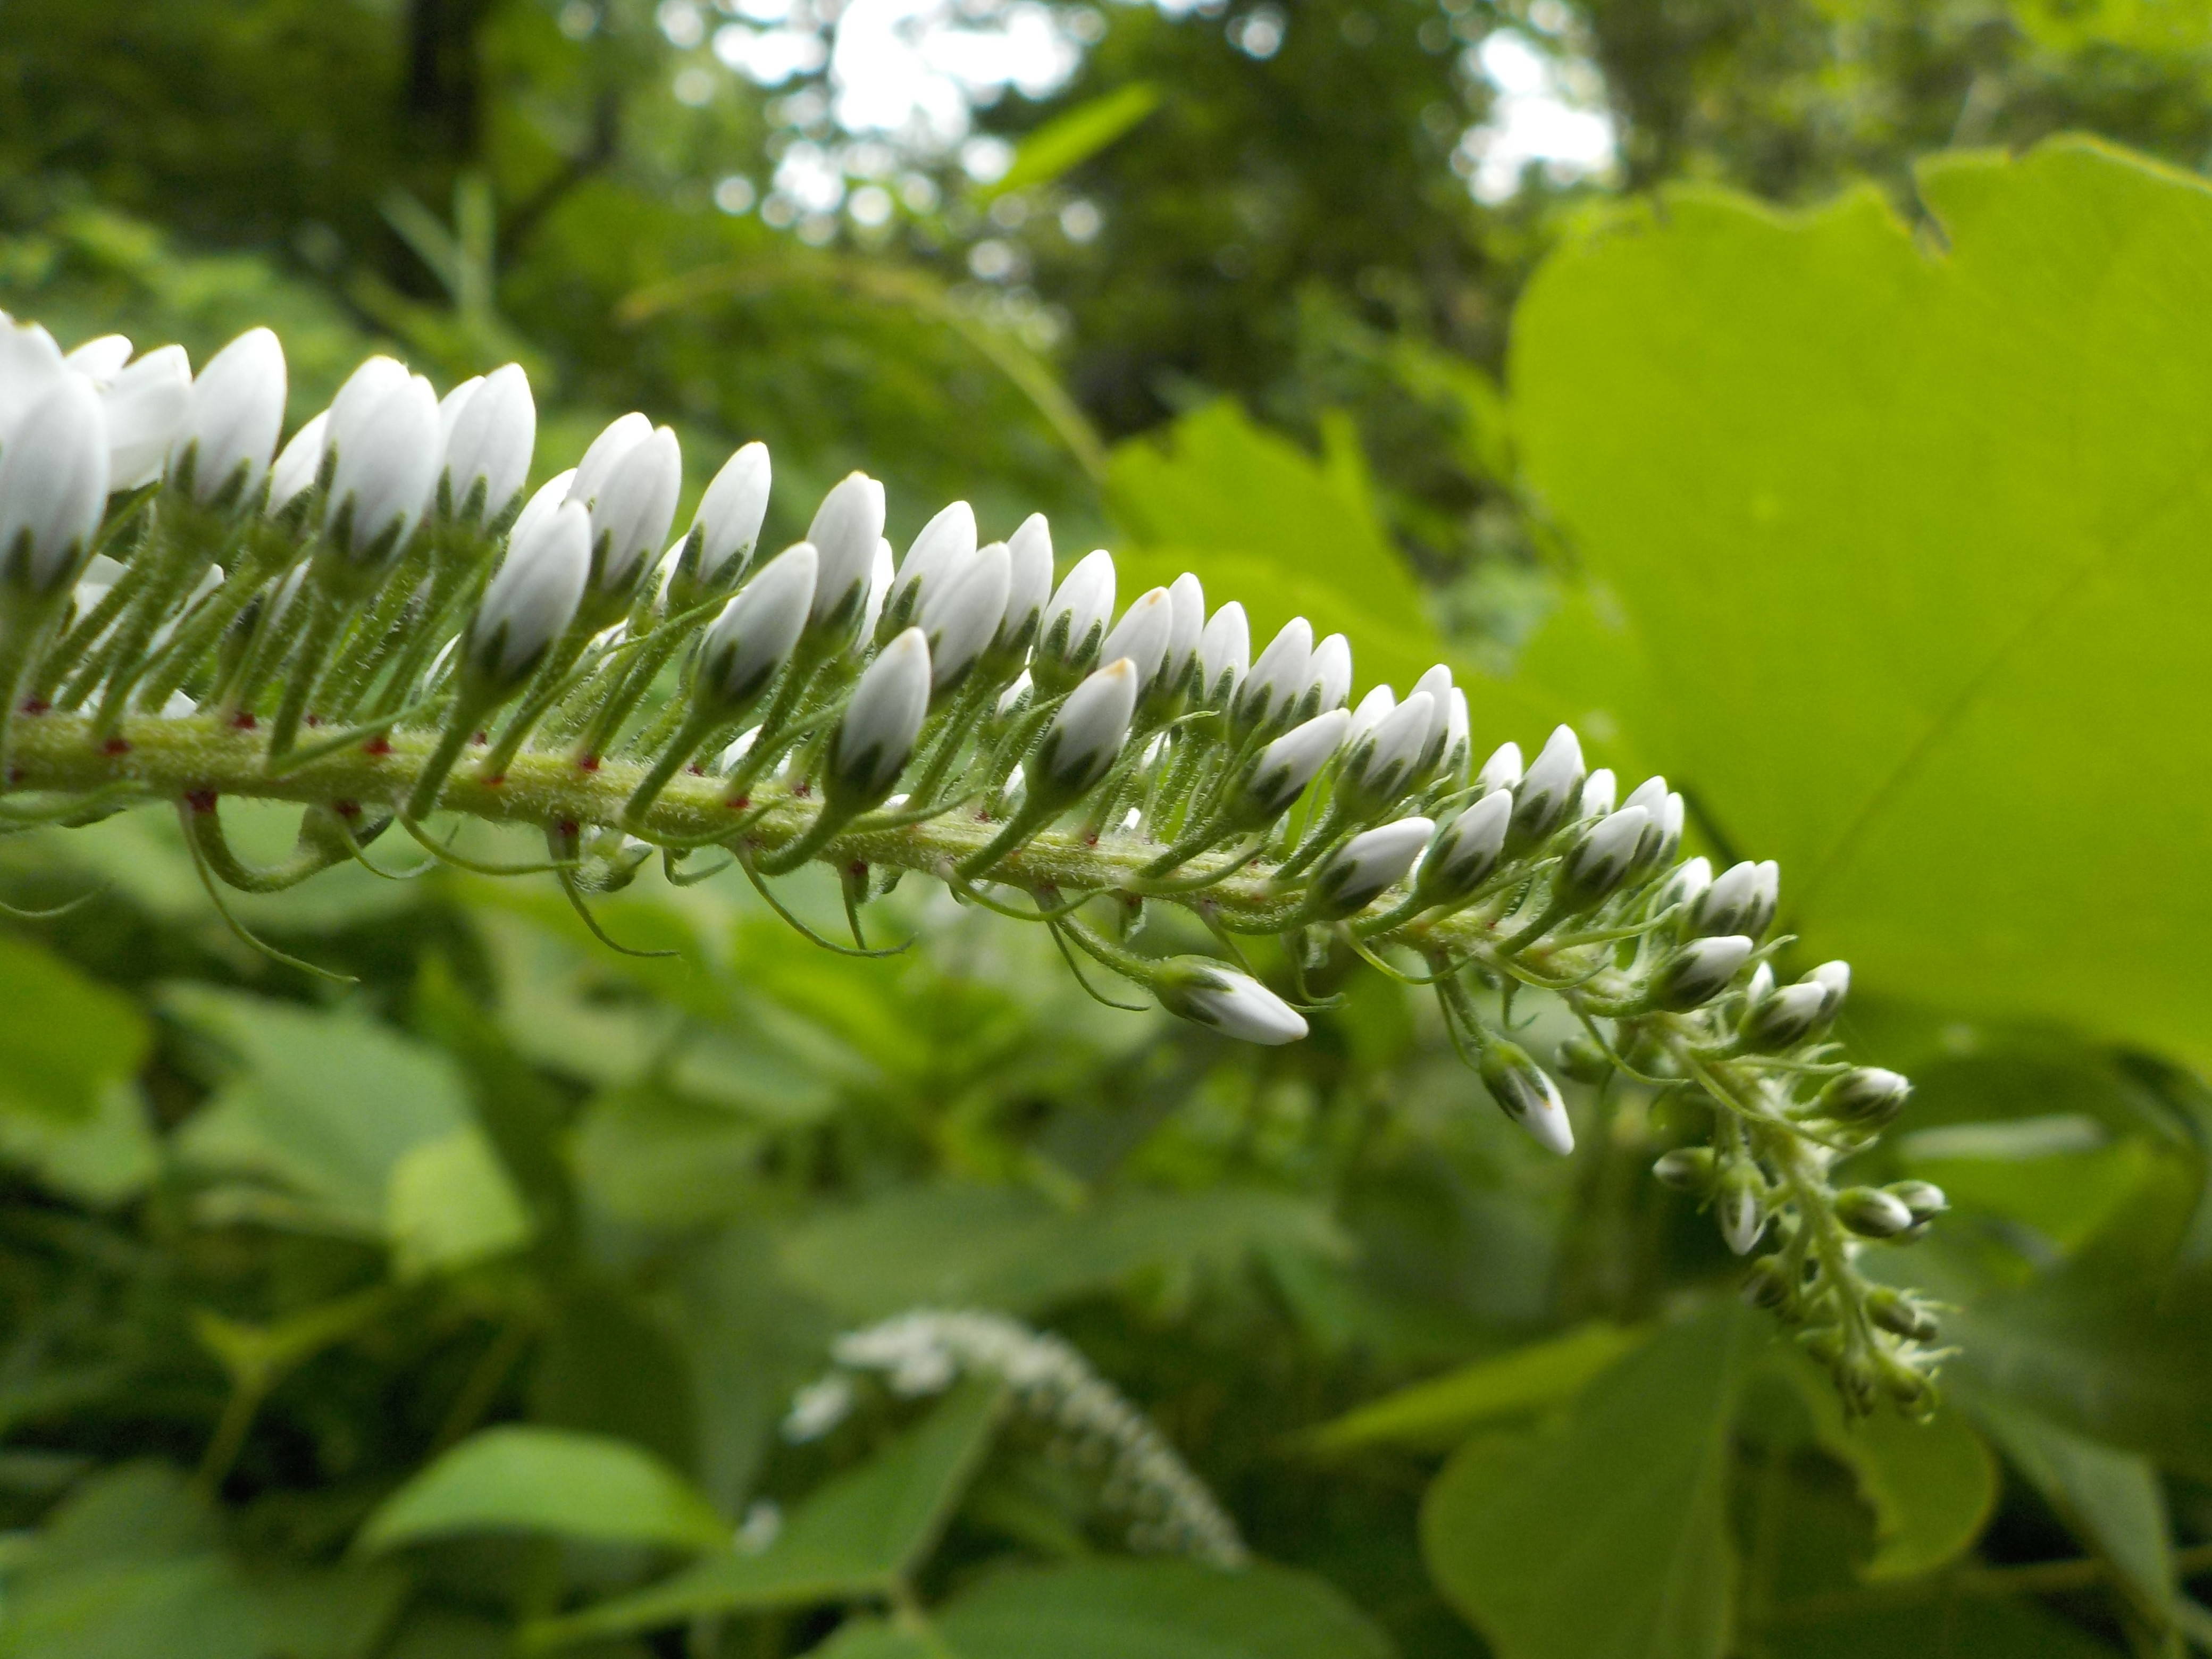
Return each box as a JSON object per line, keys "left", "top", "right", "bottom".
{"left": 0, "top": 313, "right": 1939, "bottom": 1411}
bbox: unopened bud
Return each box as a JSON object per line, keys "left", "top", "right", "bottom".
{"left": 1236, "top": 709, "right": 1348, "bottom": 821}
{"left": 1196, "top": 601, "right": 1249, "bottom": 708}
{"left": 1836, "top": 1185, "right": 1914, "bottom": 1239}
{"left": 1307, "top": 816, "right": 1433, "bottom": 918}
{"left": 1233, "top": 617, "right": 1312, "bottom": 735}
{"left": 689, "top": 440, "right": 771, "bottom": 589}
{"left": 1652, "top": 1146, "right": 1716, "bottom": 1193}
{"left": 1478, "top": 1039, "right": 1574, "bottom": 1155}
{"left": 1559, "top": 805, "right": 1650, "bottom": 909}
{"left": 1160, "top": 572, "right": 1204, "bottom": 700}
{"left": 919, "top": 540, "right": 1010, "bottom": 694}
{"left": 1338, "top": 691, "right": 1433, "bottom": 817}
{"left": 1304, "top": 632, "right": 1353, "bottom": 717}
{"left": 1035, "top": 548, "right": 1116, "bottom": 687}
{"left": 1817, "top": 1067, "right": 1911, "bottom": 1126}
{"left": 1579, "top": 768, "right": 1617, "bottom": 819}
{"left": 1866, "top": 1287, "right": 1940, "bottom": 1342}
{"left": 440, "top": 361, "right": 535, "bottom": 524}
{"left": 1741, "top": 1256, "right": 1792, "bottom": 1310}
{"left": 173, "top": 326, "right": 287, "bottom": 507}
{"left": 1717, "top": 1163, "right": 1766, "bottom": 1254}
{"left": 885, "top": 499, "right": 976, "bottom": 633}
{"left": 466, "top": 499, "right": 590, "bottom": 691}
{"left": 1476, "top": 740, "right": 1522, "bottom": 795}
{"left": 1884, "top": 1179, "right": 1947, "bottom": 1223}
{"left": 1509, "top": 725, "right": 1585, "bottom": 847}
{"left": 827, "top": 626, "right": 930, "bottom": 810}
{"left": 1740, "top": 980, "right": 1831, "bottom": 1052}
{"left": 696, "top": 543, "right": 816, "bottom": 717}
{"left": 805, "top": 472, "right": 887, "bottom": 638}
{"left": 325, "top": 371, "right": 440, "bottom": 562}
{"left": 1098, "top": 586, "right": 1174, "bottom": 692}
{"left": 0, "top": 375, "right": 108, "bottom": 594}
{"left": 1647, "top": 935, "right": 1754, "bottom": 1011}
{"left": 1417, "top": 790, "right": 1512, "bottom": 905}
{"left": 997, "top": 514, "right": 1053, "bottom": 653}
{"left": 1154, "top": 957, "right": 1308, "bottom": 1045}
{"left": 1032, "top": 656, "right": 1138, "bottom": 806}
{"left": 1556, "top": 1035, "right": 1613, "bottom": 1086}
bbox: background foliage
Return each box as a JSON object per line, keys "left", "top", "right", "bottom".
{"left": 4, "top": 1, "right": 2212, "bottom": 1654}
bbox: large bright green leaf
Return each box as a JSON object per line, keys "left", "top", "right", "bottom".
{"left": 531, "top": 1380, "right": 1002, "bottom": 1646}
{"left": 1421, "top": 1304, "right": 1761, "bottom": 1659}
{"left": 1305, "top": 1323, "right": 1647, "bottom": 1455}
{"left": 359, "top": 1425, "right": 728, "bottom": 1554}
{"left": 1107, "top": 402, "right": 1447, "bottom": 692}
{"left": 929, "top": 1560, "right": 1398, "bottom": 1659}
{"left": 1507, "top": 137, "right": 2212, "bottom": 1068}
{"left": 0, "top": 932, "right": 148, "bottom": 1124}
{"left": 779, "top": 1183, "right": 1347, "bottom": 1321}
{"left": 165, "top": 985, "right": 530, "bottom": 1272}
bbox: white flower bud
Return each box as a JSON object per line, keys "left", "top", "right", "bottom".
{"left": 1745, "top": 859, "right": 1781, "bottom": 939}
{"left": 1479, "top": 1040, "right": 1574, "bottom": 1155}
{"left": 172, "top": 328, "right": 286, "bottom": 506}
{"left": 1155, "top": 958, "right": 1308, "bottom": 1045}
{"left": 1162, "top": 573, "right": 1204, "bottom": 694}
{"left": 1418, "top": 790, "right": 1513, "bottom": 902}
{"left": 1310, "top": 815, "right": 1434, "bottom": 918}
{"left": 1234, "top": 616, "right": 1311, "bottom": 734}
{"left": 1340, "top": 690, "right": 1432, "bottom": 813}
{"left": 805, "top": 472, "right": 887, "bottom": 634}
{"left": 94, "top": 343, "right": 192, "bottom": 490}
{"left": 568, "top": 412, "right": 653, "bottom": 505}
{"left": 1820, "top": 1067, "right": 1911, "bottom": 1126}
{"left": 1197, "top": 601, "right": 1249, "bottom": 707}
{"left": 859, "top": 537, "right": 895, "bottom": 639}
{"left": 1656, "top": 855, "right": 1712, "bottom": 915}
{"left": 266, "top": 411, "right": 331, "bottom": 515}
{"left": 1038, "top": 548, "right": 1116, "bottom": 677}
{"left": 62, "top": 333, "right": 132, "bottom": 380}
{"left": 1237, "top": 708, "right": 1349, "bottom": 820}
{"left": 1742, "top": 979, "right": 1834, "bottom": 1053}
{"left": 441, "top": 362, "right": 535, "bottom": 522}
{"left": 1477, "top": 740, "right": 1522, "bottom": 795}
{"left": 829, "top": 626, "right": 931, "bottom": 808}
{"left": 1346, "top": 684, "right": 1395, "bottom": 747}
{"left": 1439, "top": 688, "right": 1470, "bottom": 782}
{"left": 0, "top": 319, "right": 68, "bottom": 449}
{"left": 1561, "top": 805, "right": 1649, "bottom": 907}
{"left": 583, "top": 425, "right": 681, "bottom": 594}
{"left": 1408, "top": 663, "right": 1453, "bottom": 772}
{"left": 920, "top": 539, "right": 1010, "bottom": 692}
{"left": 698, "top": 543, "right": 816, "bottom": 714}
{"left": 0, "top": 376, "right": 109, "bottom": 594}
{"left": 1809, "top": 960, "right": 1850, "bottom": 1019}
{"left": 467, "top": 499, "right": 590, "bottom": 688}
{"left": 1579, "top": 768, "right": 1618, "bottom": 820}
{"left": 1746, "top": 961, "right": 1776, "bottom": 1004}
{"left": 998, "top": 515, "right": 1053, "bottom": 651}
{"left": 1306, "top": 633, "right": 1353, "bottom": 715}
{"left": 1034, "top": 656, "right": 1138, "bottom": 803}
{"left": 1718, "top": 1164, "right": 1766, "bottom": 1253}
{"left": 682, "top": 440, "right": 770, "bottom": 587}
{"left": 1510, "top": 725, "right": 1585, "bottom": 845}
{"left": 1836, "top": 1185, "right": 1914, "bottom": 1239}
{"left": 889, "top": 499, "right": 976, "bottom": 622}
{"left": 1689, "top": 860, "right": 1767, "bottom": 938}
{"left": 324, "top": 372, "right": 440, "bottom": 561}
{"left": 1649, "top": 934, "right": 1754, "bottom": 1011}
{"left": 1099, "top": 586, "right": 1173, "bottom": 692}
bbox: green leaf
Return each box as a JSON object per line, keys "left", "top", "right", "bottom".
{"left": 358, "top": 1425, "right": 728, "bottom": 1554}
{"left": 931, "top": 1560, "right": 1398, "bottom": 1659}
{"left": 164, "top": 985, "right": 530, "bottom": 1271}
{"left": 1421, "top": 1304, "right": 1761, "bottom": 1659}
{"left": 1761, "top": 1595, "right": 2124, "bottom": 1658}
{"left": 1507, "top": 138, "right": 2212, "bottom": 1069}
{"left": 0, "top": 1076, "right": 158, "bottom": 1205}
{"left": 1107, "top": 401, "right": 1447, "bottom": 693}
{"left": 779, "top": 1183, "right": 1347, "bottom": 1321}
{"left": 984, "top": 83, "right": 1161, "bottom": 199}
{"left": 0, "top": 932, "right": 148, "bottom": 1124}
{"left": 1970, "top": 1398, "right": 2176, "bottom": 1627}
{"left": 531, "top": 1379, "right": 1002, "bottom": 1647}
{"left": 806, "top": 1622, "right": 943, "bottom": 1659}
{"left": 1305, "top": 1323, "right": 1648, "bottom": 1454}
{"left": 1776, "top": 1352, "right": 1997, "bottom": 1581}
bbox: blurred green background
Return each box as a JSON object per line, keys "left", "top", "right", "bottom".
{"left": 5, "top": 1, "right": 2212, "bottom": 1654}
